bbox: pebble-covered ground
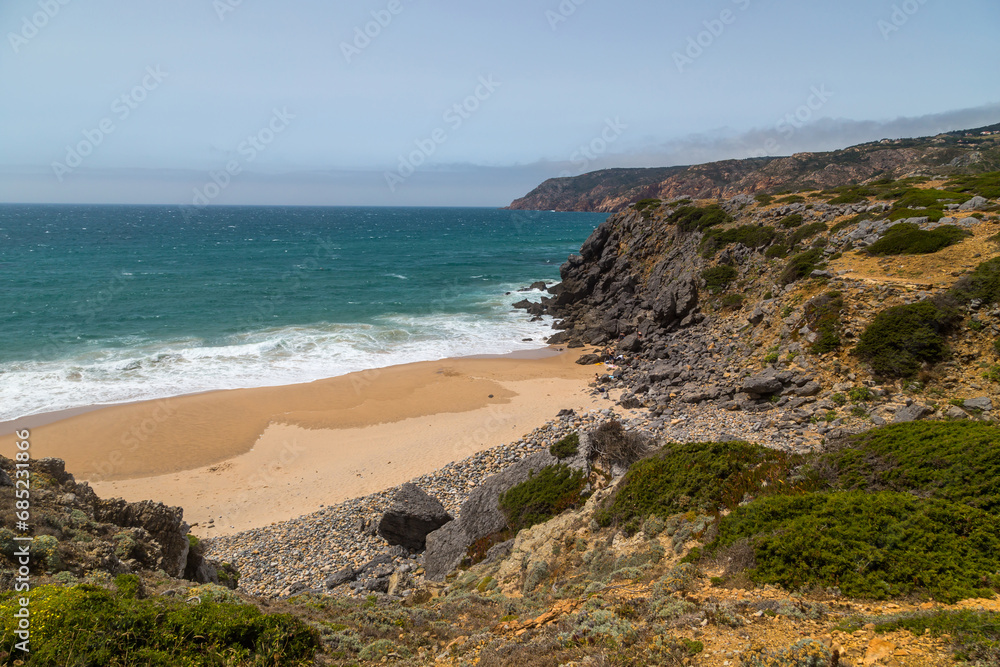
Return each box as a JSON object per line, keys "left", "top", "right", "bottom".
{"left": 204, "top": 399, "right": 815, "bottom": 599}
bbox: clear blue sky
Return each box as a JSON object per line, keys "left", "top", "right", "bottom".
{"left": 2, "top": 0, "right": 998, "bottom": 206}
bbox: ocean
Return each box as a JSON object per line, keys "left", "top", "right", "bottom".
{"left": 0, "top": 205, "right": 605, "bottom": 423}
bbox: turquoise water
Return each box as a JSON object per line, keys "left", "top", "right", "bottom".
{"left": 0, "top": 205, "right": 605, "bottom": 421}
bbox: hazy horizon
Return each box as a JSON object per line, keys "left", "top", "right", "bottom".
{"left": 3, "top": 0, "right": 998, "bottom": 207}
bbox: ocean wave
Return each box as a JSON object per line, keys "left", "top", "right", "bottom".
{"left": 0, "top": 306, "right": 555, "bottom": 422}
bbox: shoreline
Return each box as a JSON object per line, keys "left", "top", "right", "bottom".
{"left": 0, "top": 346, "right": 604, "bottom": 535}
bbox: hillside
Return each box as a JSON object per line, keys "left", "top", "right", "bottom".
{"left": 508, "top": 124, "right": 1000, "bottom": 212}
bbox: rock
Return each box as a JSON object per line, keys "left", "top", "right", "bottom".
{"left": 958, "top": 196, "right": 988, "bottom": 211}
{"left": 0, "top": 468, "right": 12, "bottom": 488}
{"left": 945, "top": 405, "right": 969, "bottom": 420}
{"left": 35, "top": 458, "right": 75, "bottom": 486}
{"left": 566, "top": 338, "right": 585, "bottom": 348}
{"left": 423, "top": 521, "right": 471, "bottom": 582}
{"left": 94, "top": 498, "right": 190, "bottom": 577}
{"left": 576, "top": 353, "right": 602, "bottom": 365}
{"left": 325, "top": 567, "right": 357, "bottom": 589}
{"left": 387, "top": 571, "right": 406, "bottom": 596}
{"left": 893, "top": 404, "right": 932, "bottom": 423}
{"left": 810, "top": 270, "right": 832, "bottom": 278}
{"left": 484, "top": 539, "right": 514, "bottom": 564}
{"left": 741, "top": 372, "right": 783, "bottom": 395}
{"left": 546, "top": 331, "right": 571, "bottom": 345}
{"left": 964, "top": 397, "right": 993, "bottom": 412}
{"left": 793, "top": 381, "right": 822, "bottom": 397}
{"left": 618, "top": 333, "right": 642, "bottom": 352}
{"left": 377, "top": 483, "right": 453, "bottom": 552}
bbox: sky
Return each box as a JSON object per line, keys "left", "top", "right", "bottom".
{"left": 1, "top": 0, "right": 999, "bottom": 207}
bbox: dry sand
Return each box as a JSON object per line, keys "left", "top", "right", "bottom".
{"left": 0, "top": 348, "right": 604, "bottom": 536}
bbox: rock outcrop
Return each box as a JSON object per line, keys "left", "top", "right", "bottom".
{"left": 377, "top": 483, "right": 452, "bottom": 552}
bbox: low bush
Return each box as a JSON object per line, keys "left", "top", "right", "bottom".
{"left": 720, "top": 293, "right": 745, "bottom": 311}
{"left": 887, "top": 188, "right": 972, "bottom": 222}
{"left": 765, "top": 243, "right": 788, "bottom": 259}
{"left": 0, "top": 583, "right": 319, "bottom": 666}
{"left": 549, "top": 432, "right": 579, "bottom": 459}
{"left": 842, "top": 609, "right": 1000, "bottom": 664}
{"left": 701, "top": 265, "right": 738, "bottom": 292}
{"left": 865, "top": 223, "right": 971, "bottom": 256}
{"left": 779, "top": 249, "right": 824, "bottom": 284}
{"left": 633, "top": 198, "right": 661, "bottom": 211}
{"left": 853, "top": 299, "right": 958, "bottom": 378}
{"left": 668, "top": 204, "right": 732, "bottom": 232}
{"left": 700, "top": 225, "right": 777, "bottom": 257}
{"left": 779, "top": 213, "right": 804, "bottom": 228}
{"left": 947, "top": 170, "right": 1000, "bottom": 199}
{"left": 822, "top": 421, "right": 1000, "bottom": 514}
{"left": 499, "top": 464, "right": 587, "bottom": 533}
{"left": 710, "top": 491, "right": 1000, "bottom": 602}
{"left": 951, "top": 257, "right": 1000, "bottom": 305}
{"left": 755, "top": 193, "right": 774, "bottom": 205}
{"left": 788, "top": 222, "right": 828, "bottom": 248}
{"left": 803, "top": 291, "right": 844, "bottom": 354}
{"left": 595, "top": 441, "right": 804, "bottom": 528}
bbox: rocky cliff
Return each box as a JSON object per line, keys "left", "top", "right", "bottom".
{"left": 508, "top": 123, "right": 1000, "bottom": 212}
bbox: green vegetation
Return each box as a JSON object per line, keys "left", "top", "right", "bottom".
{"left": 947, "top": 170, "right": 1000, "bottom": 199}
{"left": 775, "top": 195, "right": 805, "bottom": 204}
{"left": 788, "top": 222, "right": 828, "bottom": 248}
{"left": 823, "top": 421, "right": 1000, "bottom": 514}
{"left": 711, "top": 491, "right": 1000, "bottom": 602}
{"left": 701, "top": 265, "right": 738, "bottom": 293}
{"left": 853, "top": 300, "right": 958, "bottom": 378}
{"left": 865, "top": 223, "right": 971, "bottom": 256}
{"left": 887, "top": 188, "right": 972, "bottom": 222}
{"left": 952, "top": 257, "right": 1000, "bottom": 305}
{"left": 841, "top": 609, "right": 1000, "bottom": 664}
{"left": 499, "top": 464, "right": 588, "bottom": 533}
{"left": 754, "top": 193, "right": 774, "bottom": 205}
{"left": 0, "top": 582, "right": 318, "bottom": 666}
{"left": 720, "top": 294, "right": 745, "bottom": 311}
{"left": 549, "top": 432, "right": 580, "bottom": 459}
{"left": 595, "top": 441, "right": 804, "bottom": 529}
{"left": 778, "top": 213, "right": 804, "bottom": 228}
{"left": 827, "top": 186, "right": 874, "bottom": 205}
{"left": 700, "top": 224, "right": 777, "bottom": 257}
{"left": 668, "top": 204, "right": 732, "bottom": 232}
{"left": 779, "top": 248, "right": 824, "bottom": 284}
{"left": 633, "top": 198, "right": 661, "bottom": 211}
{"left": 803, "top": 291, "right": 844, "bottom": 354}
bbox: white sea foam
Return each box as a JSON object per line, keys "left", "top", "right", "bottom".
{"left": 0, "top": 298, "right": 556, "bottom": 422}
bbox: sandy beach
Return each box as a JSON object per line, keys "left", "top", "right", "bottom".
{"left": 0, "top": 348, "right": 603, "bottom": 536}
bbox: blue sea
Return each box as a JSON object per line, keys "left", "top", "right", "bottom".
{"left": 0, "top": 205, "right": 605, "bottom": 422}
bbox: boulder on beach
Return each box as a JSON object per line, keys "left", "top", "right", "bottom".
{"left": 377, "top": 483, "right": 453, "bottom": 552}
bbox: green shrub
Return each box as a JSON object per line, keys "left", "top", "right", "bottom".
{"left": 595, "top": 441, "right": 804, "bottom": 528}
{"left": 549, "top": 432, "right": 579, "bottom": 459}
{"left": 865, "top": 223, "right": 971, "bottom": 255}
{"left": 668, "top": 204, "right": 732, "bottom": 232}
{"left": 0, "top": 583, "right": 319, "bottom": 666}
{"left": 853, "top": 299, "right": 958, "bottom": 378}
{"left": 844, "top": 609, "right": 1000, "bottom": 664}
{"left": 887, "top": 188, "right": 972, "bottom": 222}
{"left": 823, "top": 421, "right": 1000, "bottom": 514}
{"left": 710, "top": 491, "right": 1000, "bottom": 602}
{"left": 765, "top": 243, "right": 788, "bottom": 259}
{"left": 788, "top": 222, "right": 828, "bottom": 248}
{"left": 847, "top": 386, "right": 875, "bottom": 403}
{"left": 720, "top": 293, "right": 745, "bottom": 311}
{"left": 804, "top": 291, "right": 844, "bottom": 354}
{"left": 701, "top": 265, "right": 738, "bottom": 292}
{"left": 951, "top": 257, "right": 1000, "bottom": 305}
{"left": 776, "top": 195, "right": 805, "bottom": 204}
{"left": 779, "top": 214, "right": 804, "bottom": 228}
{"left": 633, "top": 198, "right": 661, "bottom": 211}
{"left": 947, "top": 170, "right": 1000, "bottom": 199}
{"left": 827, "top": 187, "right": 874, "bottom": 205}
{"left": 755, "top": 193, "right": 774, "bottom": 205}
{"left": 499, "top": 464, "right": 587, "bottom": 533}
{"left": 700, "top": 224, "right": 777, "bottom": 257}
{"left": 779, "top": 249, "right": 824, "bottom": 284}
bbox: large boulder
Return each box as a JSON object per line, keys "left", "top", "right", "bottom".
{"left": 893, "top": 404, "right": 933, "bottom": 424}
{"left": 93, "top": 498, "right": 190, "bottom": 577}
{"left": 423, "top": 451, "right": 562, "bottom": 581}
{"left": 377, "top": 483, "right": 452, "bottom": 552}
{"left": 741, "top": 371, "right": 783, "bottom": 396}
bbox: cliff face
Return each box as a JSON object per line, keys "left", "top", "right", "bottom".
{"left": 509, "top": 125, "right": 1000, "bottom": 212}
